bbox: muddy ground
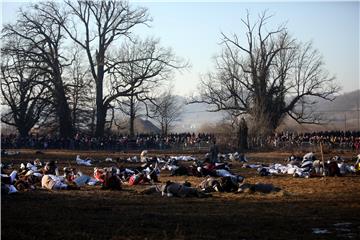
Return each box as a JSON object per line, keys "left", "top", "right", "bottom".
{"left": 1, "top": 149, "right": 360, "bottom": 240}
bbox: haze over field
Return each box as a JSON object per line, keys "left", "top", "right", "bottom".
{"left": 175, "top": 90, "right": 360, "bottom": 132}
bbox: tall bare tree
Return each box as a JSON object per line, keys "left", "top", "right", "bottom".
{"left": 46, "top": 0, "right": 150, "bottom": 137}
{"left": 195, "top": 12, "right": 339, "bottom": 137}
{"left": 65, "top": 49, "right": 95, "bottom": 133}
{"left": 110, "top": 37, "right": 181, "bottom": 137}
{"left": 116, "top": 91, "right": 142, "bottom": 137}
{"left": 2, "top": 3, "right": 75, "bottom": 138}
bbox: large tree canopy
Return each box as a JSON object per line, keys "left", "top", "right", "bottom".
{"left": 2, "top": 3, "right": 75, "bottom": 138}
{"left": 1, "top": 38, "right": 51, "bottom": 137}
{"left": 196, "top": 12, "right": 339, "bottom": 136}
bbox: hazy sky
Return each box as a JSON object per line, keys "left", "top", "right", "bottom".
{"left": 2, "top": 0, "right": 359, "bottom": 96}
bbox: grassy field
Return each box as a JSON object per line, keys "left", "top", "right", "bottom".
{"left": 1, "top": 149, "right": 360, "bottom": 240}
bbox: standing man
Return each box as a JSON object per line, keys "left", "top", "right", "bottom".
{"left": 209, "top": 139, "right": 219, "bottom": 163}
{"left": 238, "top": 117, "right": 248, "bottom": 151}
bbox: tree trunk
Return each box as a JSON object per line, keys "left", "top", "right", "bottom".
{"left": 95, "top": 50, "right": 106, "bottom": 137}
{"left": 72, "top": 106, "right": 77, "bottom": 132}
{"left": 95, "top": 106, "right": 106, "bottom": 137}
{"left": 55, "top": 91, "right": 74, "bottom": 138}
{"left": 18, "top": 125, "right": 30, "bottom": 138}
{"left": 95, "top": 72, "right": 105, "bottom": 137}
{"left": 164, "top": 124, "right": 168, "bottom": 136}
{"left": 53, "top": 75, "right": 74, "bottom": 138}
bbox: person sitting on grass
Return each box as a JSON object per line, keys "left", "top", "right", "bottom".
{"left": 102, "top": 169, "right": 122, "bottom": 190}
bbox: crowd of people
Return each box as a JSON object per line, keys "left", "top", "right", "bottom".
{"left": 2, "top": 149, "right": 360, "bottom": 196}
{"left": 1, "top": 133, "right": 215, "bottom": 151}
{"left": 267, "top": 131, "right": 360, "bottom": 150}
{"left": 1, "top": 131, "right": 360, "bottom": 151}
{"left": 1, "top": 150, "right": 249, "bottom": 196}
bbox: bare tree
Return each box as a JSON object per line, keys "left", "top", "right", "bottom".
{"left": 46, "top": 0, "right": 150, "bottom": 137}
{"left": 151, "top": 89, "right": 183, "bottom": 136}
{"left": 116, "top": 92, "right": 142, "bottom": 137}
{"left": 65, "top": 48, "right": 96, "bottom": 133}
{"left": 195, "top": 12, "right": 339, "bottom": 138}
{"left": 42, "top": 0, "right": 187, "bottom": 137}
{"left": 1, "top": 38, "right": 51, "bottom": 137}
{"left": 1, "top": 3, "right": 75, "bottom": 138}
{"left": 110, "top": 37, "right": 182, "bottom": 137}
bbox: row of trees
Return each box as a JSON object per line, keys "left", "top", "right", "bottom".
{"left": 1, "top": 0, "right": 184, "bottom": 138}
{"left": 1, "top": 2, "right": 339, "bottom": 144}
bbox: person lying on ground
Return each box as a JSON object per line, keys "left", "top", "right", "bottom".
{"left": 238, "top": 183, "right": 281, "bottom": 194}
{"left": 117, "top": 167, "right": 135, "bottom": 181}
{"left": 194, "top": 160, "right": 233, "bottom": 177}
{"left": 139, "top": 162, "right": 161, "bottom": 183}
{"left": 41, "top": 174, "right": 79, "bottom": 190}
{"left": 17, "top": 161, "right": 44, "bottom": 179}
{"left": 42, "top": 161, "right": 59, "bottom": 176}
{"left": 76, "top": 155, "right": 92, "bottom": 166}
{"left": 128, "top": 173, "right": 147, "bottom": 186}
{"left": 1, "top": 170, "right": 18, "bottom": 194}
{"left": 14, "top": 174, "right": 39, "bottom": 192}
{"left": 102, "top": 170, "right": 122, "bottom": 190}
{"left": 160, "top": 180, "right": 211, "bottom": 198}
{"left": 94, "top": 167, "right": 106, "bottom": 183}
{"left": 1, "top": 149, "right": 20, "bottom": 156}
{"left": 324, "top": 159, "right": 342, "bottom": 177}
{"left": 286, "top": 155, "right": 302, "bottom": 165}
{"left": 215, "top": 169, "right": 244, "bottom": 183}
{"left": 140, "top": 180, "right": 210, "bottom": 198}
{"left": 63, "top": 167, "right": 98, "bottom": 187}
{"left": 198, "top": 177, "right": 222, "bottom": 193}
{"left": 162, "top": 159, "right": 197, "bottom": 176}
{"left": 170, "top": 165, "right": 192, "bottom": 176}
{"left": 220, "top": 176, "right": 244, "bottom": 192}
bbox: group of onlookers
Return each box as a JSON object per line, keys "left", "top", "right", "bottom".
{"left": 1, "top": 132, "right": 215, "bottom": 151}
{"left": 267, "top": 131, "right": 360, "bottom": 150}
{"left": 2, "top": 131, "right": 359, "bottom": 151}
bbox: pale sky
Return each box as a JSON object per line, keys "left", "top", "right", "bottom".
{"left": 2, "top": 0, "right": 359, "bottom": 96}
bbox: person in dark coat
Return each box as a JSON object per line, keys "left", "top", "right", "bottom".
{"left": 209, "top": 140, "right": 219, "bottom": 163}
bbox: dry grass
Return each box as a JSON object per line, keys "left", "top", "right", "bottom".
{"left": 2, "top": 149, "right": 360, "bottom": 240}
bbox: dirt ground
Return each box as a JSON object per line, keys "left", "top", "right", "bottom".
{"left": 1, "top": 149, "right": 360, "bottom": 240}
